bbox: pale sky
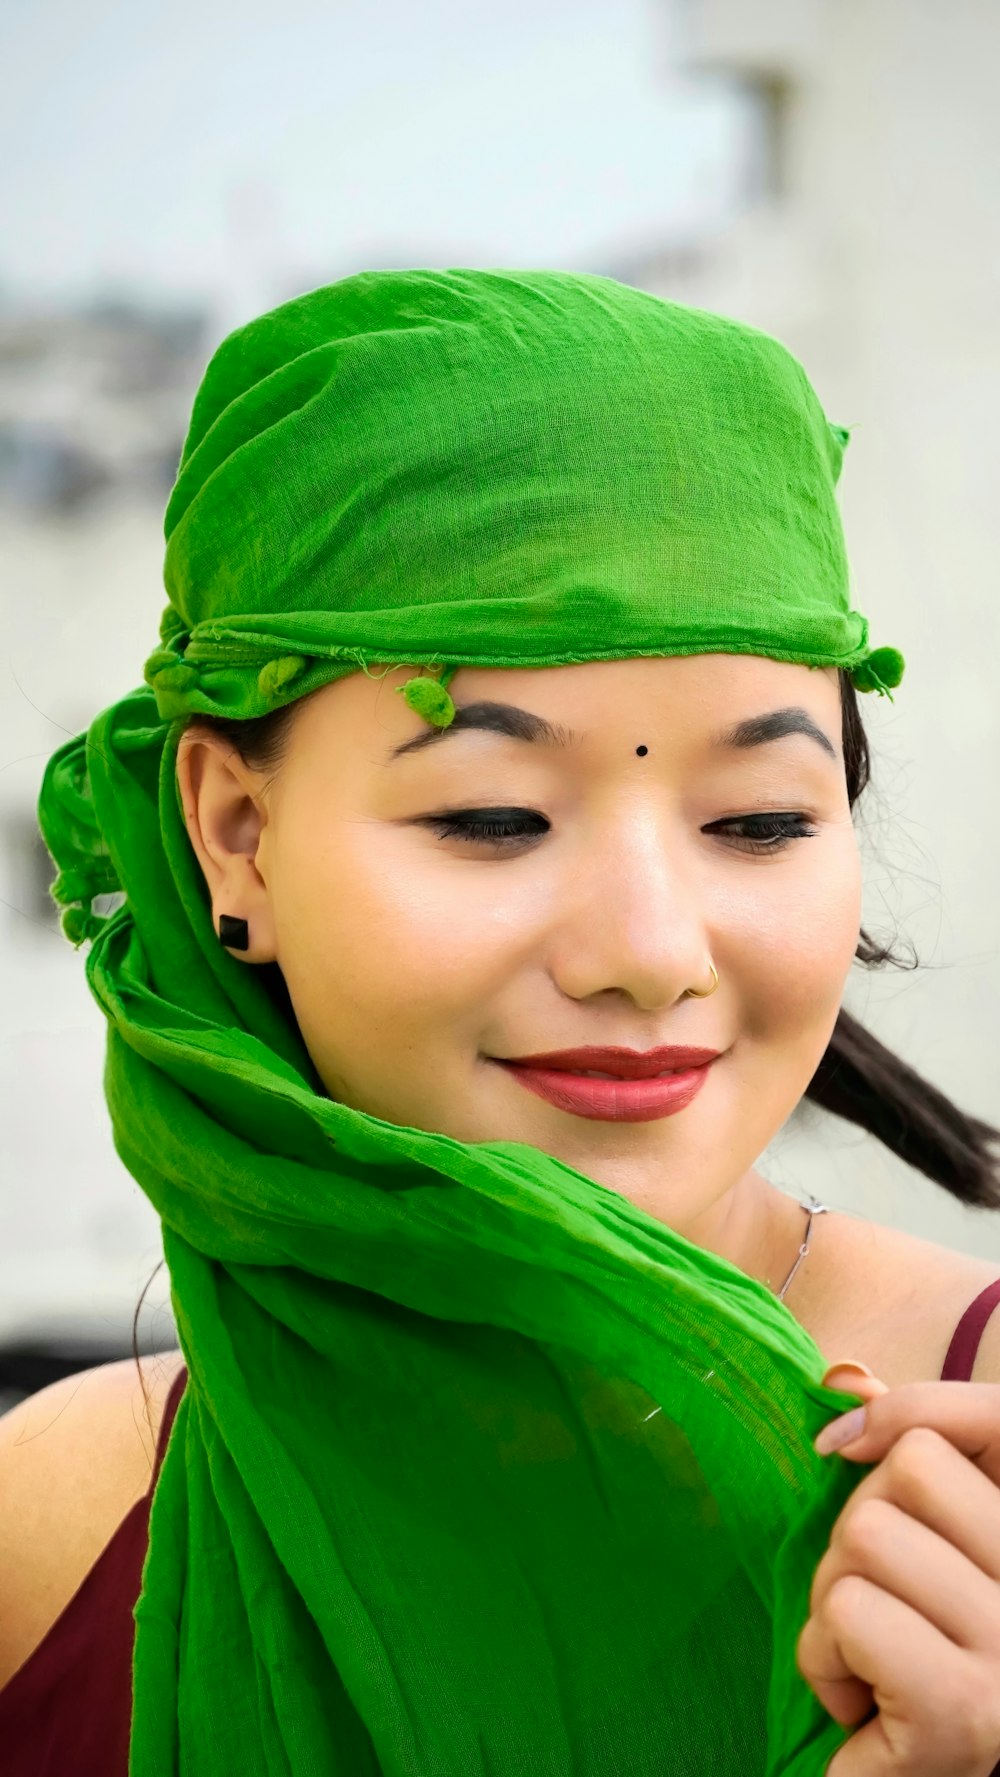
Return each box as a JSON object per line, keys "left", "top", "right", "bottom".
{"left": 0, "top": 0, "right": 748, "bottom": 313}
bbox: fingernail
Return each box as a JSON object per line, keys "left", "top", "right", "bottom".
{"left": 821, "top": 1361, "right": 875, "bottom": 1386}
{"left": 814, "top": 1406, "right": 867, "bottom": 1456}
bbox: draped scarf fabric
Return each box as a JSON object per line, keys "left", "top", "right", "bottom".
{"left": 35, "top": 267, "right": 905, "bottom": 1773}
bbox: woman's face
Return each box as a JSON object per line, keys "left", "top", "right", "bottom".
{"left": 177, "top": 654, "right": 862, "bottom": 1269}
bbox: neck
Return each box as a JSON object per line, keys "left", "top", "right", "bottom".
{"left": 682, "top": 1168, "right": 817, "bottom": 1301}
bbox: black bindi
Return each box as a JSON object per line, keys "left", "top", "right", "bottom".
{"left": 635, "top": 745, "right": 648, "bottom": 756}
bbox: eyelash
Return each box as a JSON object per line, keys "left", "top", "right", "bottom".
{"left": 421, "top": 809, "right": 818, "bottom": 855}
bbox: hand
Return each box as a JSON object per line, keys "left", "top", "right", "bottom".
{"left": 795, "top": 1362, "right": 1000, "bottom": 1776}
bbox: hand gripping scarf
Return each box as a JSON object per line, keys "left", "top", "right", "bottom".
{"left": 37, "top": 267, "right": 906, "bottom": 1775}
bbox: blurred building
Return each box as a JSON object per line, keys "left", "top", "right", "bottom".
{"left": 0, "top": 297, "right": 212, "bottom": 1388}
{"left": 0, "top": 298, "right": 204, "bottom": 512}
{"left": 603, "top": 0, "right": 1000, "bottom": 1246}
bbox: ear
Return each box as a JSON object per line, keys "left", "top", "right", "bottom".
{"left": 175, "top": 727, "right": 278, "bottom": 964}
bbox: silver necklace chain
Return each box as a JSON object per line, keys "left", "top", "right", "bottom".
{"left": 776, "top": 1192, "right": 831, "bottom": 1301}
{"left": 652, "top": 1191, "right": 832, "bottom": 1399}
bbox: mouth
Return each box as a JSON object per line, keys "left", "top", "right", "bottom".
{"left": 492, "top": 1055, "right": 719, "bottom": 1124}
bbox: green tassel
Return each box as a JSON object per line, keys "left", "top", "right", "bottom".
{"left": 61, "top": 905, "right": 104, "bottom": 947}
{"left": 51, "top": 866, "right": 118, "bottom": 906}
{"left": 849, "top": 646, "right": 906, "bottom": 702}
{"left": 396, "top": 674, "right": 456, "bottom": 728}
{"left": 150, "top": 661, "right": 199, "bottom": 694}
{"left": 143, "top": 645, "right": 181, "bottom": 686}
{"left": 258, "top": 655, "right": 308, "bottom": 700}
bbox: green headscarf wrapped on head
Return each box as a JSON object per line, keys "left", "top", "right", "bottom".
{"left": 141, "top": 264, "right": 901, "bottom": 737}
{"left": 38, "top": 267, "right": 905, "bottom": 1774}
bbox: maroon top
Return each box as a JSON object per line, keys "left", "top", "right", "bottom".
{"left": 4, "top": 1280, "right": 1000, "bottom": 1774}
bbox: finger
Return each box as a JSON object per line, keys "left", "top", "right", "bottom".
{"left": 808, "top": 1494, "right": 1000, "bottom": 1651}
{"left": 796, "top": 1608, "right": 877, "bottom": 1730}
{"left": 814, "top": 1367, "right": 890, "bottom": 1454}
{"left": 814, "top": 1382, "right": 1000, "bottom": 1483}
{"left": 821, "top": 1426, "right": 1000, "bottom": 1590}
{"left": 799, "top": 1575, "right": 994, "bottom": 1770}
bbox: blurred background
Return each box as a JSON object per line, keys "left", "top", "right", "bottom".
{"left": 2, "top": 0, "right": 999, "bottom": 1410}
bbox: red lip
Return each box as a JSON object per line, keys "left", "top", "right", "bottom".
{"left": 494, "top": 1056, "right": 717, "bottom": 1123}
{"left": 494, "top": 1045, "right": 721, "bottom": 1079}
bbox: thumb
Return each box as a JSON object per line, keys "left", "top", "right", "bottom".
{"left": 821, "top": 1359, "right": 891, "bottom": 1402}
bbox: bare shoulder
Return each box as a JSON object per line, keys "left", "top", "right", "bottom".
{"left": 802, "top": 1209, "right": 1000, "bottom": 1386}
{"left": 0, "top": 1347, "right": 186, "bottom": 1691}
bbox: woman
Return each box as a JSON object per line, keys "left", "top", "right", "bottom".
{"left": 2, "top": 267, "right": 1000, "bottom": 1774}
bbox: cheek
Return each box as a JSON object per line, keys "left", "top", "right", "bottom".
{"left": 269, "top": 822, "right": 515, "bottom": 1039}
{"left": 728, "top": 834, "right": 862, "bottom": 1029}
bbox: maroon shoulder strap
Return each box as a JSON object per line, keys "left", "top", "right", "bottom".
{"left": 940, "top": 1278, "right": 1000, "bottom": 1380}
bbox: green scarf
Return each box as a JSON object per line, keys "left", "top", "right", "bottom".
{"left": 38, "top": 267, "right": 905, "bottom": 1775}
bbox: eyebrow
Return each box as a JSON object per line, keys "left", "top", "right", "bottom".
{"left": 387, "top": 700, "right": 839, "bottom": 763}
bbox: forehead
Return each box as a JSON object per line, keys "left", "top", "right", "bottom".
{"left": 439, "top": 654, "right": 839, "bottom": 702}
{"left": 358, "top": 652, "right": 838, "bottom": 704}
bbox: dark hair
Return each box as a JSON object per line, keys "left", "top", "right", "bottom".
{"left": 133, "top": 669, "right": 1000, "bottom": 1390}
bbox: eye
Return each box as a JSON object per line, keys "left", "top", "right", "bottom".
{"left": 421, "top": 808, "right": 549, "bottom": 846}
{"left": 418, "top": 808, "right": 818, "bottom": 853}
{"left": 714, "top": 812, "right": 819, "bottom": 854}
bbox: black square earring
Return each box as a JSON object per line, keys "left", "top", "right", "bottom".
{"left": 218, "top": 913, "right": 250, "bottom": 951}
